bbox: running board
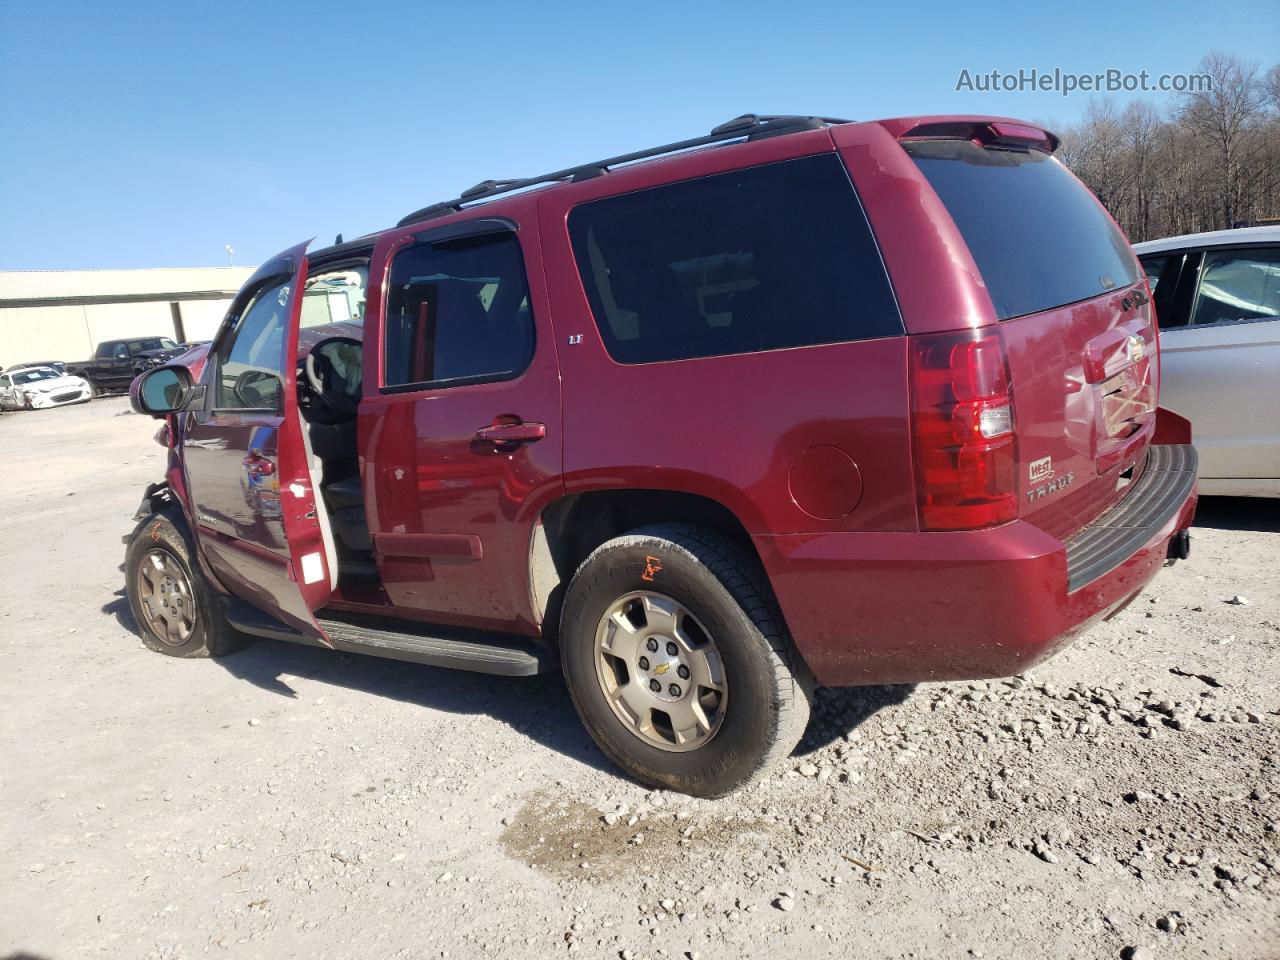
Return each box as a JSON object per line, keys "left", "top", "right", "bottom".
{"left": 222, "top": 598, "right": 554, "bottom": 677}
{"left": 225, "top": 598, "right": 328, "bottom": 647}
{"left": 316, "top": 614, "right": 555, "bottom": 677}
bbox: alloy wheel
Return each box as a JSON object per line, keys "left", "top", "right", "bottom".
{"left": 137, "top": 548, "right": 197, "bottom": 646}
{"left": 594, "top": 591, "right": 727, "bottom": 752}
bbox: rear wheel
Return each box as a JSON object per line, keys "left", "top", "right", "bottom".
{"left": 125, "top": 508, "right": 245, "bottom": 658}
{"left": 559, "top": 523, "right": 811, "bottom": 797}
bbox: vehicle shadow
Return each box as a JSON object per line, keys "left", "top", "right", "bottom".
{"left": 100, "top": 588, "right": 615, "bottom": 776}
{"left": 212, "top": 637, "right": 622, "bottom": 775}
{"left": 102, "top": 590, "right": 138, "bottom": 633}
{"left": 102, "top": 591, "right": 912, "bottom": 778}
{"left": 1192, "top": 495, "right": 1280, "bottom": 533}
{"left": 796, "top": 683, "right": 917, "bottom": 755}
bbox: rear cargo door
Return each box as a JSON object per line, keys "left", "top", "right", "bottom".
{"left": 903, "top": 138, "right": 1155, "bottom": 540}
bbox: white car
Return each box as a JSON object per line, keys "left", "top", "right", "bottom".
{"left": 0, "top": 365, "right": 94, "bottom": 411}
{"left": 1135, "top": 225, "right": 1280, "bottom": 498}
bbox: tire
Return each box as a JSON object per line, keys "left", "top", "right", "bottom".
{"left": 560, "top": 523, "right": 812, "bottom": 797}
{"left": 124, "top": 507, "right": 246, "bottom": 658}
{"left": 85, "top": 379, "right": 99, "bottom": 400}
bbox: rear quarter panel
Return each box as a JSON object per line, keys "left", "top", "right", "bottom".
{"left": 535, "top": 131, "right": 917, "bottom": 535}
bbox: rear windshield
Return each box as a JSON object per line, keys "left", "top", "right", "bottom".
{"left": 904, "top": 140, "right": 1138, "bottom": 320}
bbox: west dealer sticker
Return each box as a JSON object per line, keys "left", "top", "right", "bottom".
{"left": 1027, "top": 455, "right": 1075, "bottom": 503}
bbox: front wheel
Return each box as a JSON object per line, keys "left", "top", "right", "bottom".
{"left": 125, "top": 508, "right": 246, "bottom": 658}
{"left": 559, "top": 523, "right": 812, "bottom": 797}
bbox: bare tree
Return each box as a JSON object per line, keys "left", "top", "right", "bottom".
{"left": 1265, "top": 64, "right": 1280, "bottom": 113}
{"left": 1122, "top": 100, "right": 1161, "bottom": 240}
{"left": 1178, "top": 51, "right": 1267, "bottom": 227}
{"left": 1056, "top": 52, "right": 1279, "bottom": 242}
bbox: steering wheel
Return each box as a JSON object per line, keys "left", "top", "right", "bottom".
{"left": 303, "top": 337, "right": 362, "bottom": 420}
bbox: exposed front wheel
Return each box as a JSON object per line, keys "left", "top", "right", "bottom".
{"left": 125, "top": 509, "right": 246, "bottom": 658}
{"left": 560, "top": 523, "right": 812, "bottom": 797}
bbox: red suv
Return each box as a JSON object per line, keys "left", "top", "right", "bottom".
{"left": 127, "top": 113, "right": 1197, "bottom": 796}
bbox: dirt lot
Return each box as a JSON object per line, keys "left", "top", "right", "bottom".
{"left": 1, "top": 397, "right": 1277, "bottom": 960}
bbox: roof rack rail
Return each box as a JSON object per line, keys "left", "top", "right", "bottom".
{"left": 396, "top": 113, "right": 852, "bottom": 228}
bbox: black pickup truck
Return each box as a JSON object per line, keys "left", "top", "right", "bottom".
{"left": 66, "top": 337, "right": 188, "bottom": 393}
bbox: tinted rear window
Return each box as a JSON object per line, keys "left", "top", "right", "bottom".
{"left": 569, "top": 154, "right": 902, "bottom": 364}
{"left": 904, "top": 140, "right": 1139, "bottom": 320}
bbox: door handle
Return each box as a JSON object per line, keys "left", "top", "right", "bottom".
{"left": 475, "top": 421, "right": 546, "bottom": 447}
{"left": 242, "top": 449, "right": 276, "bottom": 476}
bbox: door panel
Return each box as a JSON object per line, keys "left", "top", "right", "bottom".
{"left": 361, "top": 203, "right": 564, "bottom": 635}
{"left": 1160, "top": 319, "right": 1280, "bottom": 479}
{"left": 182, "top": 241, "right": 335, "bottom": 635}
{"left": 1158, "top": 246, "right": 1280, "bottom": 481}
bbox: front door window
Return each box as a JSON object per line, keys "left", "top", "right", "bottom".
{"left": 1190, "top": 248, "right": 1280, "bottom": 328}
{"left": 214, "top": 279, "right": 291, "bottom": 410}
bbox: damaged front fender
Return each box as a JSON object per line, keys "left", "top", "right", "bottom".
{"left": 124, "top": 481, "right": 175, "bottom": 540}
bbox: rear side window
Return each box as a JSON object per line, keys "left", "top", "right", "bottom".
{"left": 383, "top": 233, "right": 533, "bottom": 390}
{"left": 569, "top": 154, "right": 902, "bottom": 364}
{"left": 1140, "top": 253, "right": 1188, "bottom": 329}
{"left": 1141, "top": 255, "right": 1169, "bottom": 291}
{"left": 904, "top": 140, "right": 1139, "bottom": 320}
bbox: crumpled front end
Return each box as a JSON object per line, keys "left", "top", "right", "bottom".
{"left": 25, "top": 381, "right": 93, "bottom": 408}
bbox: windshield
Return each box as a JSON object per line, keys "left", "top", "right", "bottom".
{"left": 13, "top": 368, "right": 58, "bottom": 384}
{"left": 130, "top": 338, "right": 178, "bottom": 352}
{"left": 904, "top": 140, "right": 1139, "bottom": 320}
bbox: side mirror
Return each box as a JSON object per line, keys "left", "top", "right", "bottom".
{"left": 131, "top": 366, "right": 194, "bottom": 417}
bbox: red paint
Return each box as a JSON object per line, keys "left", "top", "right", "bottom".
{"left": 374, "top": 531, "right": 483, "bottom": 561}
{"left": 755, "top": 490, "right": 1197, "bottom": 686}
{"left": 1152, "top": 405, "right": 1193, "bottom": 446}
{"left": 787, "top": 446, "right": 863, "bottom": 520}
{"left": 176, "top": 244, "right": 333, "bottom": 640}
{"left": 358, "top": 198, "right": 565, "bottom": 634}
{"left": 145, "top": 114, "right": 1196, "bottom": 688}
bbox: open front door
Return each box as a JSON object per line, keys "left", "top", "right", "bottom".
{"left": 182, "top": 240, "right": 336, "bottom": 637}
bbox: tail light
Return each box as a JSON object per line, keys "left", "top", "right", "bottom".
{"left": 910, "top": 329, "right": 1016, "bottom": 530}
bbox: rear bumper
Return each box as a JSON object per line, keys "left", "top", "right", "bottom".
{"left": 755, "top": 444, "right": 1199, "bottom": 687}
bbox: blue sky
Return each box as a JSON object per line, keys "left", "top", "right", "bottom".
{"left": 1, "top": 0, "right": 1276, "bottom": 271}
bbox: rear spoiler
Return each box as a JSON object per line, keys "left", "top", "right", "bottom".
{"left": 885, "top": 118, "right": 1060, "bottom": 154}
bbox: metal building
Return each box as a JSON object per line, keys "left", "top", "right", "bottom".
{"left": 0, "top": 266, "right": 253, "bottom": 370}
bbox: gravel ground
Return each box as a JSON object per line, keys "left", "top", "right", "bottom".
{"left": 1, "top": 397, "right": 1277, "bottom": 960}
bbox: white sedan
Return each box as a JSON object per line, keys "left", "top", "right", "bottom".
{"left": 0, "top": 365, "right": 94, "bottom": 410}
{"left": 1135, "top": 225, "right": 1280, "bottom": 498}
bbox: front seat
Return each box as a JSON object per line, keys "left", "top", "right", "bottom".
{"left": 321, "top": 474, "right": 370, "bottom": 553}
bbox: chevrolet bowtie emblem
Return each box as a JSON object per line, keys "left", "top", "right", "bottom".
{"left": 653, "top": 662, "right": 671, "bottom": 676}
